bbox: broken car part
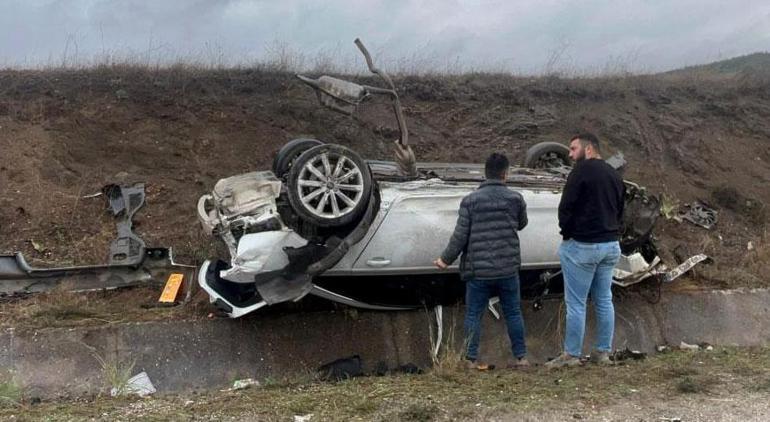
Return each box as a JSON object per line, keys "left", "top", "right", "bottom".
{"left": 612, "top": 252, "right": 710, "bottom": 287}
{"left": 662, "top": 254, "right": 710, "bottom": 282}
{"left": 680, "top": 201, "right": 718, "bottom": 229}
{"left": 611, "top": 348, "right": 646, "bottom": 362}
{"left": 198, "top": 176, "right": 402, "bottom": 317}
{"left": 0, "top": 247, "right": 195, "bottom": 296}
{"left": 604, "top": 152, "right": 627, "bottom": 172}
{"left": 620, "top": 181, "right": 661, "bottom": 253}
{"left": 197, "top": 171, "right": 283, "bottom": 257}
{"left": 103, "top": 183, "right": 147, "bottom": 266}
{"left": 532, "top": 270, "right": 561, "bottom": 311}
{"left": 297, "top": 39, "right": 416, "bottom": 177}
{"left": 111, "top": 372, "right": 156, "bottom": 397}
{"left": 432, "top": 304, "right": 443, "bottom": 359}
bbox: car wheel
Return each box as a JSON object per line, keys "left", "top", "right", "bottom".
{"left": 272, "top": 138, "right": 324, "bottom": 178}
{"left": 523, "top": 142, "right": 571, "bottom": 169}
{"left": 287, "top": 144, "right": 373, "bottom": 227}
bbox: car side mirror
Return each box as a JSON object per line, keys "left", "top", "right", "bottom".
{"left": 296, "top": 74, "right": 369, "bottom": 115}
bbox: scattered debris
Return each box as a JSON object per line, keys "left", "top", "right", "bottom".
{"left": 679, "top": 341, "right": 700, "bottom": 351}
{"left": 663, "top": 254, "right": 710, "bottom": 282}
{"left": 29, "top": 239, "right": 45, "bottom": 254}
{"left": 659, "top": 194, "right": 680, "bottom": 220}
{"left": 659, "top": 417, "right": 682, "bottom": 422}
{"left": 111, "top": 372, "right": 156, "bottom": 397}
{"left": 81, "top": 191, "right": 103, "bottom": 199}
{"left": 317, "top": 355, "right": 363, "bottom": 381}
{"left": 680, "top": 201, "right": 718, "bottom": 229}
{"left": 103, "top": 183, "right": 146, "bottom": 266}
{"left": 432, "top": 305, "right": 443, "bottom": 359}
{"left": 158, "top": 273, "right": 185, "bottom": 304}
{"left": 230, "top": 378, "right": 260, "bottom": 391}
{"left": 293, "top": 415, "right": 314, "bottom": 422}
{"left": 748, "top": 241, "right": 755, "bottom": 251}
{"left": 487, "top": 297, "right": 501, "bottom": 319}
{"left": 394, "top": 363, "right": 423, "bottom": 375}
{"left": 612, "top": 348, "right": 647, "bottom": 362}
{"left": 656, "top": 345, "right": 671, "bottom": 353}
{"left": 613, "top": 253, "right": 662, "bottom": 286}
{"left": 373, "top": 362, "right": 423, "bottom": 376}
{"left": 613, "top": 253, "right": 710, "bottom": 287}
{"left": 605, "top": 152, "right": 627, "bottom": 172}
{"left": 532, "top": 270, "right": 560, "bottom": 311}
{"left": 115, "top": 89, "right": 129, "bottom": 100}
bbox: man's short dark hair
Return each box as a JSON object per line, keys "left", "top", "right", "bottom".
{"left": 485, "top": 152, "right": 509, "bottom": 180}
{"left": 571, "top": 132, "right": 601, "bottom": 153}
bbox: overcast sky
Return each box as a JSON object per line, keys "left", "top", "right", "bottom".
{"left": 2, "top": 0, "right": 769, "bottom": 74}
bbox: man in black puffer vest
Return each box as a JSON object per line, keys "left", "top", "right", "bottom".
{"left": 434, "top": 152, "right": 529, "bottom": 370}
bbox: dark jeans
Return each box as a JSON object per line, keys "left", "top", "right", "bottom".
{"left": 464, "top": 274, "right": 527, "bottom": 361}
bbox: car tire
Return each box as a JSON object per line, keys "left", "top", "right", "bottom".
{"left": 287, "top": 144, "right": 373, "bottom": 228}
{"left": 523, "top": 142, "right": 572, "bottom": 169}
{"left": 272, "top": 138, "right": 324, "bottom": 178}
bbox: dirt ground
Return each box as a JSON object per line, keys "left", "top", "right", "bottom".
{"left": 1, "top": 347, "right": 768, "bottom": 421}
{"left": 0, "top": 67, "right": 769, "bottom": 289}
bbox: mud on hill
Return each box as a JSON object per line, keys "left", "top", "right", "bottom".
{"left": 0, "top": 67, "right": 768, "bottom": 288}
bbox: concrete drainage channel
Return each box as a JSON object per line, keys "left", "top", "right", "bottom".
{"left": 1, "top": 288, "right": 769, "bottom": 398}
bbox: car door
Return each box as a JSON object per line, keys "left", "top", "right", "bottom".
{"left": 347, "top": 181, "right": 562, "bottom": 275}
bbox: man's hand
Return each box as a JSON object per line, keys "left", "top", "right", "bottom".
{"left": 433, "top": 258, "right": 448, "bottom": 269}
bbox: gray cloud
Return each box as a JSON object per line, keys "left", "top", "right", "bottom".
{"left": 1, "top": 0, "right": 768, "bottom": 73}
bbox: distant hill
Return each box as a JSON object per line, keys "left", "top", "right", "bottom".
{"left": 665, "top": 52, "right": 770, "bottom": 76}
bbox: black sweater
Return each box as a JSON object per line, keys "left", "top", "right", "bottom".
{"left": 558, "top": 159, "right": 625, "bottom": 243}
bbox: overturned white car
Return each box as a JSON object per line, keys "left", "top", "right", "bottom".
{"left": 196, "top": 40, "right": 663, "bottom": 318}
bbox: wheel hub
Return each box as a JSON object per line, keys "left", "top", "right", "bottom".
{"left": 296, "top": 152, "right": 365, "bottom": 219}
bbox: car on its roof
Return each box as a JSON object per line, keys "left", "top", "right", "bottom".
{"left": 196, "top": 39, "right": 660, "bottom": 318}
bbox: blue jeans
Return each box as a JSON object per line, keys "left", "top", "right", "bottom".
{"left": 464, "top": 274, "right": 527, "bottom": 361}
{"left": 559, "top": 239, "right": 621, "bottom": 357}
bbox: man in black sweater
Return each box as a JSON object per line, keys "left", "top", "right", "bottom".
{"left": 546, "top": 133, "right": 625, "bottom": 369}
{"left": 434, "top": 152, "right": 529, "bottom": 370}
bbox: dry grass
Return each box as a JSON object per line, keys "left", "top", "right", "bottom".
{"left": 0, "top": 286, "right": 209, "bottom": 330}
{"left": 2, "top": 347, "right": 768, "bottom": 420}
{"left": 0, "top": 375, "right": 22, "bottom": 409}
{"left": 428, "top": 307, "right": 469, "bottom": 377}
{"left": 86, "top": 346, "right": 137, "bottom": 397}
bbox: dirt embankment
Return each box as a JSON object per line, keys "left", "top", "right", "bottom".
{"left": 0, "top": 67, "right": 768, "bottom": 287}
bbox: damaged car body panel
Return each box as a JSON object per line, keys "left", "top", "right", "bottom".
{"left": 0, "top": 247, "right": 195, "bottom": 296}
{"left": 327, "top": 179, "right": 563, "bottom": 275}
{"left": 103, "top": 183, "right": 147, "bottom": 266}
